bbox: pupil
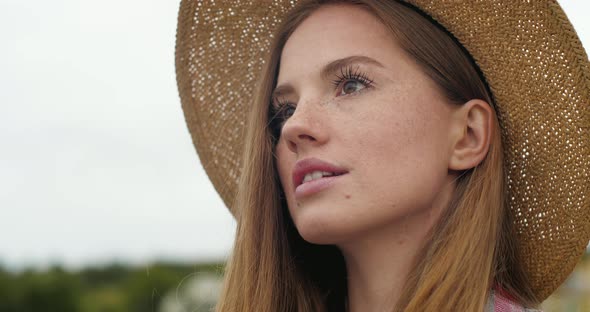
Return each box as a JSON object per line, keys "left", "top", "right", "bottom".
{"left": 343, "top": 81, "right": 358, "bottom": 94}
{"left": 285, "top": 106, "right": 295, "bottom": 118}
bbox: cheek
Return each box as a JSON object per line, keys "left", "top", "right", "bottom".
{"left": 360, "top": 90, "right": 451, "bottom": 156}
{"left": 275, "top": 142, "right": 302, "bottom": 224}
{"left": 352, "top": 105, "right": 427, "bottom": 153}
{"left": 351, "top": 94, "right": 452, "bottom": 197}
{"left": 275, "top": 141, "right": 294, "bottom": 194}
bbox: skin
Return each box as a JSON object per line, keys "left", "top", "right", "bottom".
{"left": 273, "top": 4, "right": 493, "bottom": 311}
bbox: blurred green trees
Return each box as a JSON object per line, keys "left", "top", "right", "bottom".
{"left": 0, "top": 266, "right": 80, "bottom": 312}
{"left": 0, "top": 256, "right": 588, "bottom": 312}
{"left": 0, "top": 262, "right": 222, "bottom": 312}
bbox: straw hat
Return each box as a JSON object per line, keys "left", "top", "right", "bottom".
{"left": 175, "top": 0, "right": 590, "bottom": 301}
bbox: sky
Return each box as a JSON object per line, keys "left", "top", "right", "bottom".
{"left": 0, "top": 1, "right": 589, "bottom": 270}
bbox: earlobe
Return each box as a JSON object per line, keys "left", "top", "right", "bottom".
{"left": 448, "top": 99, "right": 494, "bottom": 171}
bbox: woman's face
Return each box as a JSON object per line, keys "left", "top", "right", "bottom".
{"left": 274, "top": 4, "right": 459, "bottom": 244}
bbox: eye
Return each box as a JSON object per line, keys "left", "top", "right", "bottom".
{"left": 332, "top": 65, "right": 374, "bottom": 97}
{"left": 269, "top": 98, "right": 295, "bottom": 137}
{"left": 341, "top": 80, "right": 365, "bottom": 95}
{"left": 278, "top": 104, "right": 296, "bottom": 121}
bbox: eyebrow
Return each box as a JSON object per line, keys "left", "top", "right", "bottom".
{"left": 271, "top": 55, "right": 384, "bottom": 99}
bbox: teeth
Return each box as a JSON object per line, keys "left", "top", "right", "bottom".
{"left": 302, "top": 171, "right": 335, "bottom": 183}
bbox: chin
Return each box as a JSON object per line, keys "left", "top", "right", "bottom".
{"left": 292, "top": 210, "right": 356, "bottom": 245}
{"left": 297, "top": 227, "right": 334, "bottom": 245}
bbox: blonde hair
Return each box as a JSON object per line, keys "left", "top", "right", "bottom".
{"left": 215, "top": 1, "right": 539, "bottom": 311}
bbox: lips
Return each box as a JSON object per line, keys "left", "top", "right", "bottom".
{"left": 292, "top": 157, "right": 348, "bottom": 189}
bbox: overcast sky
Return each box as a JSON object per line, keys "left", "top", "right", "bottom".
{"left": 1, "top": 1, "right": 589, "bottom": 270}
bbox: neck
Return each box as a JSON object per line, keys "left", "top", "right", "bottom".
{"left": 339, "top": 177, "right": 455, "bottom": 312}
{"left": 339, "top": 216, "right": 430, "bottom": 312}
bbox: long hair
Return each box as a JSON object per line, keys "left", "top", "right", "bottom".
{"left": 215, "top": 1, "right": 539, "bottom": 311}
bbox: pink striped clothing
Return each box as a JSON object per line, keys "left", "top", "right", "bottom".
{"left": 486, "top": 289, "right": 542, "bottom": 312}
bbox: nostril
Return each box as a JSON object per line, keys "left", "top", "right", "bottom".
{"left": 287, "top": 134, "right": 316, "bottom": 153}
{"left": 298, "top": 133, "right": 316, "bottom": 141}
{"left": 287, "top": 140, "right": 297, "bottom": 153}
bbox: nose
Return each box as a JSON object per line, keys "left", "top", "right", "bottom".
{"left": 280, "top": 98, "right": 328, "bottom": 154}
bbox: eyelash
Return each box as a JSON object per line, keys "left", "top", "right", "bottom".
{"left": 331, "top": 65, "right": 374, "bottom": 91}
{"left": 269, "top": 65, "right": 374, "bottom": 136}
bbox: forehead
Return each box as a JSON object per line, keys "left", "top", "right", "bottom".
{"left": 277, "top": 4, "right": 407, "bottom": 85}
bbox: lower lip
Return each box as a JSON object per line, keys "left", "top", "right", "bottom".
{"left": 294, "top": 174, "right": 346, "bottom": 199}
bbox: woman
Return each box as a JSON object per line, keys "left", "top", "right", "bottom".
{"left": 175, "top": 0, "right": 590, "bottom": 311}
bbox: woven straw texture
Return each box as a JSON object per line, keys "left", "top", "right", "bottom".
{"left": 175, "top": 0, "right": 590, "bottom": 301}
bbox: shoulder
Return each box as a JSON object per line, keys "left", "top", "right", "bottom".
{"left": 486, "top": 289, "right": 543, "bottom": 312}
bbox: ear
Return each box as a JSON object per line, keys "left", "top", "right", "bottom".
{"left": 448, "top": 99, "right": 494, "bottom": 171}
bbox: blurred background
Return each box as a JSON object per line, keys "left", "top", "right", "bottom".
{"left": 0, "top": 0, "right": 588, "bottom": 311}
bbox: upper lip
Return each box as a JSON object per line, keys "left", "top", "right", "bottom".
{"left": 292, "top": 157, "right": 348, "bottom": 188}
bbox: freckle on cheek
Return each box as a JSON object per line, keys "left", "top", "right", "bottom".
{"left": 345, "top": 195, "right": 351, "bottom": 199}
